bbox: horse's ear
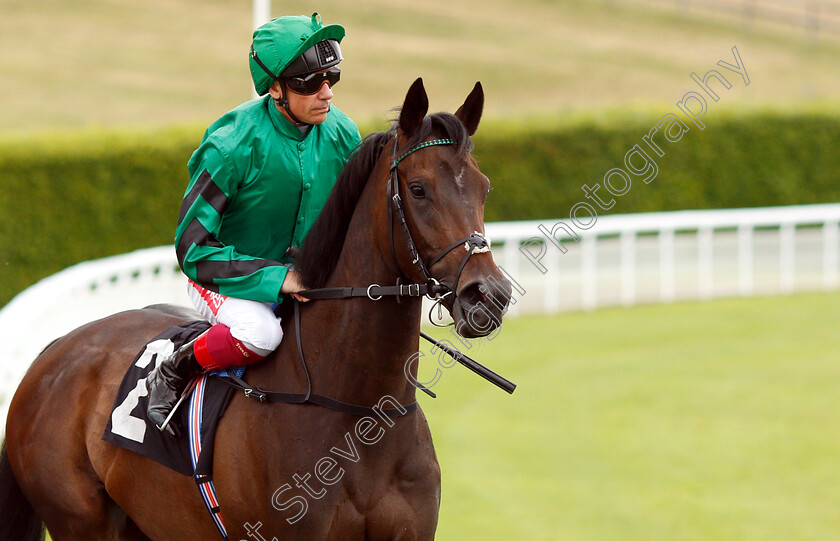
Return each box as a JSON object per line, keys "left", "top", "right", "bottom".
{"left": 454, "top": 82, "right": 484, "bottom": 136}
{"left": 399, "top": 77, "right": 429, "bottom": 137}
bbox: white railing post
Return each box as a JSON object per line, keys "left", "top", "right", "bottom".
{"left": 620, "top": 230, "right": 636, "bottom": 306}
{"left": 251, "top": 0, "right": 272, "bottom": 99}
{"left": 698, "top": 227, "right": 714, "bottom": 299}
{"left": 738, "top": 224, "right": 754, "bottom": 296}
{"left": 824, "top": 220, "right": 839, "bottom": 290}
{"left": 659, "top": 228, "right": 675, "bottom": 303}
{"left": 544, "top": 238, "right": 561, "bottom": 314}
{"left": 503, "top": 239, "right": 521, "bottom": 318}
{"left": 581, "top": 235, "right": 598, "bottom": 311}
{"left": 253, "top": 0, "right": 271, "bottom": 30}
{"left": 780, "top": 222, "right": 796, "bottom": 293}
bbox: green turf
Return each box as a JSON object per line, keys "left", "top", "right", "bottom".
{"left": 418, "top": 292, "right": 840, "bottom": 540}
{"left": 30, "top": 292, "right": 840, "bottom": 539}
{"left": 2, "top": 0, "right": 840, "bottom": 134}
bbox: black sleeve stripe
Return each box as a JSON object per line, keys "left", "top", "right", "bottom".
{"left": 176, "top": 218, "right": 223, "bottom": 268}
{"left": 178, "top": 169, "right": 230, "bottom": 226}
{"left": 177, "top": 217, "right": 283, "bottom": 290}
{"left": 195, "top": 259, "right": 283, "bottom": 290}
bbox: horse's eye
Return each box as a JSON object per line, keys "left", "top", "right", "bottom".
{"left": 409, "top": 184, "right": 426, "bottom": 199}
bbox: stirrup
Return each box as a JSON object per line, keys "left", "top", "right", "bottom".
{"left": 154, "top": 377, "right": 199, "bottom": 435}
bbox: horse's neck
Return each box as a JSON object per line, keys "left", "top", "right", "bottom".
{"left": 297, "top": 245, "right": 420, "bottom": 406}
{"left": 270, "top": 183, "right": 421, "bottom": 407}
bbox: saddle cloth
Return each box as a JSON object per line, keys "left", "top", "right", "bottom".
{"left": 102, "top": 321, "right": 237, "bottom": 476}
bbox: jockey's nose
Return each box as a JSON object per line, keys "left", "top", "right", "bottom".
{"left": 318, "top": 80, "right": 334, "bottom": 100}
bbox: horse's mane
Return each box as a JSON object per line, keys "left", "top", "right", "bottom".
{"left": 298, "top": 112, "right": 473, "bottom": 289}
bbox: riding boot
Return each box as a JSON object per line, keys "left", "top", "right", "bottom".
{"left": 146, "top": 341, "right": 203, "bottom": 437}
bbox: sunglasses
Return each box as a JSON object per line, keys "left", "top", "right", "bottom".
{"left": 284, "top": 67, "right": 341, "bottom": 95}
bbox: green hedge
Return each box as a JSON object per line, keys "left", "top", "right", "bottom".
{"left": 2, "top": 110, "right": 839, "bottom": 306}
{"left": 0, "top": 125, "right": 202, "bottom": 307}
{"left": 474, "top": 109, "right": 840, "bottom": 222}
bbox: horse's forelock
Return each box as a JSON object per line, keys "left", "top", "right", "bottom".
{"left": 405, "top": 113, "right": 473, "bottom": 158}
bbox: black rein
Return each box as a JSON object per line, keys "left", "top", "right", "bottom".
{"left": 218, "top": 136, "right": 508, "bottom": 417}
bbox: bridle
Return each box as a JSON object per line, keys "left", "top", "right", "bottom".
{"left": 219, "top": 134, "right": 513, "bottom": 420}
{"left": 303, "top": 134, "right": 491, "bottom": 306}
{"left": 387, "top": 135, "right": 491, "bottom": 301}
{"left": 197, "top": 133, "right": 512, "bottom": 541}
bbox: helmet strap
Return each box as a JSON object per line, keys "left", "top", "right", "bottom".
{"left": 252, "top": 47, "right": 309, "bottom": 126}
{"left": 275, "top": 83, "right": 307, "bottom": 126}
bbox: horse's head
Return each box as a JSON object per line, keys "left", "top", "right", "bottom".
{"left": 387, "top": 78, "right": 512, "bottom": 338}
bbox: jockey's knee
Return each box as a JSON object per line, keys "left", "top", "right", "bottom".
{"left": 237, "top": 321, "right": 283, "bottom": 356}
{"left": 198, "top": 299, "right": 284, "bottom": 370}
{"left": 229, "top": 310, "right": 283, "bottom": 356}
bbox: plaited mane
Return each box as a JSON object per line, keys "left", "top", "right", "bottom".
{"left": 297, "top": 112, "right": 473, "bottom": 289}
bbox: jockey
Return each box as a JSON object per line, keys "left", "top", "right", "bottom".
{"left": 146, "top": 13, "right": 362, "bottom": 435}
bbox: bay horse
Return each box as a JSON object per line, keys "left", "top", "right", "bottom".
{"left": 0, "top": 78, "right": 512, "bottom": 540}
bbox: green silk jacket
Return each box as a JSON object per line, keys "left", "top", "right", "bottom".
{"left": 175, "top": 95, "right": 361, "bottom": 302}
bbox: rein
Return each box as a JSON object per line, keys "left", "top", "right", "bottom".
{"left": 217, "top": 301, "right": 418, "bottom": 417}
{"left": 218, "top": 136, "right": 511, "bottom": 418}
{"left": 301, "top": 135, "right": 491, "bottom": 303}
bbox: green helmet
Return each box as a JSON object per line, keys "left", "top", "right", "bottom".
{"left": 249, "top": 13, "right": 346, "bottom": 96}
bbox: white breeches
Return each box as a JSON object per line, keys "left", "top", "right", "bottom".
{"left": 187, "top": 280, "right": 284, "bottom": 356}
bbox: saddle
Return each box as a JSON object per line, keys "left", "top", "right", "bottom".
{"left": 102, "top": 313, "right": 421, "bottom": 540}
{"left": 102, "top": 321, "right": 234, "bottom": 476}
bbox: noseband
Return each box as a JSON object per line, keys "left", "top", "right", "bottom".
{"left": 302, "top": 135, "right": 491, "bottom": 303}
{"left": 224, "top": 135, "right": 512, "bottom": 415}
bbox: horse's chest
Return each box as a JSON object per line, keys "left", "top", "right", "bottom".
{"left": 219, "top": 410, "right": 441, "bottom": 539}
{"left": 330, "top": 452, "right": 441, "bottom": 540}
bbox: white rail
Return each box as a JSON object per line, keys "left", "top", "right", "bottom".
{"left": 0, "top": 248, "right": 187, "bottom": 427}
{"left": 2, "top": 203, "right": 839, "bottom": 427}
{"left": 487, "top": 203, "right": 840, "bottom": 316}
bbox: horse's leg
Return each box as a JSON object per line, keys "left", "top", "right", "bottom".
{"left": 43, "top": 490, "right": 152, "bottom": 541}
{"left": 7, "top": 423, "right": 151, "bottom": 541}
{"left": 0, "top": 442, "right": 44, "bottom": 541}
{"left": 6, "top": 341, "right": 153, "bottom": 541}
{"left": 364, "top": 412, "right": 440, "bottom": 541}
{"left": 5, "top": 311, "right": 202, "bottom": 541}
{"left": 36, "top": 450, "right": 152, "bottom": 541}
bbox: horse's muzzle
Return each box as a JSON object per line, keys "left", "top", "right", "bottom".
{"left": 452, "top": 276, "right": 512, "bottom": 338}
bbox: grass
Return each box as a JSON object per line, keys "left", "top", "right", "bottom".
{"left": 6, "top": 0, "right": 840, "bottom": 535}
{"left": 418, "top": 291, "right": 840, "bottom": 540}
{"left": 28, "top": 292, "right": 840, "bottom": 539}
{"left": 2, "top": 0, "right": 840, "bottom": 134}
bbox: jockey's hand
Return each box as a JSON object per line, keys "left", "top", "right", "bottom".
{"left": 281, "top": 270, "right": 311, "bottom": 303}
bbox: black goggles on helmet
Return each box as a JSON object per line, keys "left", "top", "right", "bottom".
{"left": 283, "top": 67, "right": 340, "bottom": 95}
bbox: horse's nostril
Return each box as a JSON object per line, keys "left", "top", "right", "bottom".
{"left": 459, "top": 282, "right": 485, "bottom": 307}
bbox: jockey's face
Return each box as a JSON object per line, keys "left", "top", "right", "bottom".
{"left": 269, "top": 69, "right": 335, "bottom": 126}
